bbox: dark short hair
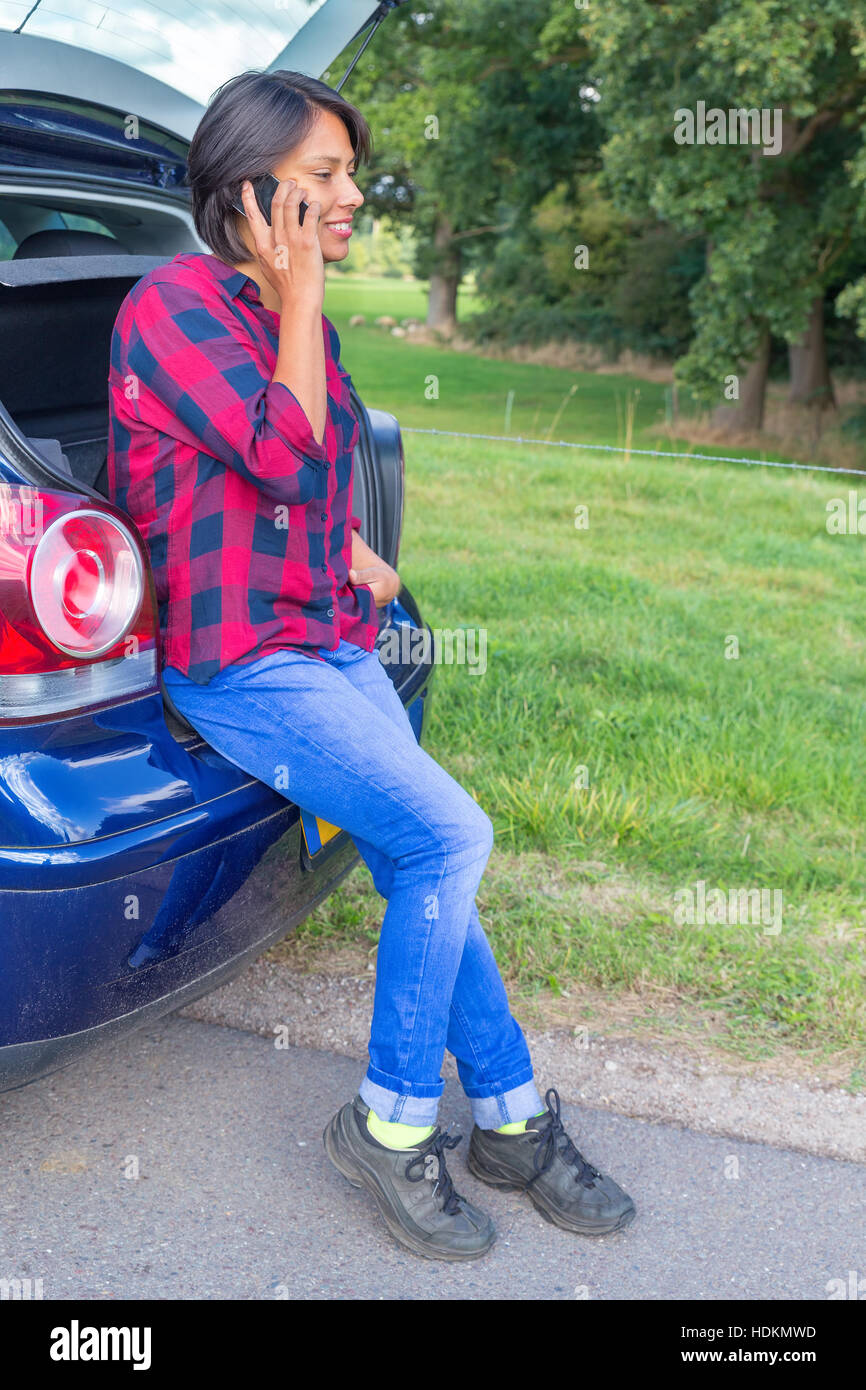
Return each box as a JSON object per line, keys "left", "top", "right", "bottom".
{"left": 186, "top": 69, "right": 373, "bottom": 264}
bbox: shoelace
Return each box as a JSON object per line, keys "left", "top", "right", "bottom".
{"left": 523, "top": 1088, "right": 602, "bottom": 1192}
{"left": 405, "top": 1128, "right": 464, "bottom": 1215}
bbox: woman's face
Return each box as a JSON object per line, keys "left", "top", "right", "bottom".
{"left": 267, "top": 107, "right": 365, "bottom": 263}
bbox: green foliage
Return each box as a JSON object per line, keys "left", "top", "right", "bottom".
{"left": 325, "top": 1, "right": 866, "bottom": 381}
{"left": 587, "top": 0, "right": 866, "bottom": 393}
{"left": 333, "top": 0, "right": 600, "bottom": 296}
{"left": 611, "top": 228, "right": 707, "bottom": 357}
{"left": 467, "top": 172, "right": 704, "bottom": 357}
{"left": 836, "top": 277, "right": 866, "bottom": 338}
{"left": 332, "top": 221, "right": 416, "bottom": 280}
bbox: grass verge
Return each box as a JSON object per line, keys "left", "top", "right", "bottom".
{"left": 273, "top": 275, "right": 866, "bottom": 1079}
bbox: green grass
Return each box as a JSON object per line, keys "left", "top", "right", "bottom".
{"left": 325, "top": 269, "right": 481, "bottom": 326}
{"left": 285, "top": 274, "right": 866, "bottom": 1065}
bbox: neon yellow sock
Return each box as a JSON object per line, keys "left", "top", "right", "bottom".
{"left": 366, "top": 1108, "right": 436, "bottom": 1149}
{"left": 496, "top": 1109, "right": 547, "bottom": 1135}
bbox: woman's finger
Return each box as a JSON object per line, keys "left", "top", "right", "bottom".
{"left": 268, "top": 177, "right": 295, "bottom": 236}
{"left": 241, "top": 180, "right": 267, "bottom": 235}
{"left": 242, "top": 181, "right": 279, "bottom": 265}
{"left": 301, "top": 197, "right": 321, "bottom": 238}
{"left": 272, "top": 179, "right": 307, "bottom": 231}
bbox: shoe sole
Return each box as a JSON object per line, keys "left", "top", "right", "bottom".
{"left": 323, "top": 1110, "right": 497, "bottom": 1263}
{"left": 466, "top": 1147, "right": 636, "bottom": 1236}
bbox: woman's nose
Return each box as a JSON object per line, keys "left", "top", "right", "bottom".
{"left": 346, "top": 177, "right": 363, "bottom": 206}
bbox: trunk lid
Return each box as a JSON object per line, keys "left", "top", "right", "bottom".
{"left": 0, "top": 2, "right": 391, "bottom": 130}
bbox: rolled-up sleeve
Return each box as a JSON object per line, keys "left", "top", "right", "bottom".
{"left": 122, "top": 277, "right": 327, "bottom": 504}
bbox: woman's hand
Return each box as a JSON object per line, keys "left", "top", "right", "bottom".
{"left": 240, "top": 177, "right": 325, "bottom": 311}
{"left": 349, "top": 563, "right": 401, "bottom": 607}
{"left": 349, "top": 532, "right": 400, "bottom": 608}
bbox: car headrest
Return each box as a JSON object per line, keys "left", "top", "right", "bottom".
{"left": 12, "top": 229, "right": 126, "bottom": 259}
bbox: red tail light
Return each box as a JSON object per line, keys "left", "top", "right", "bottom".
{"left": 0, "top": 486, "right": 158, "bottom": 723}
{"left": 30, "top": 510, "right": 144, "bottom": 657}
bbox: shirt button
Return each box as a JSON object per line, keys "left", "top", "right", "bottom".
{"left": 327, "top": 608, "right": 334, "bottom": 617}
{"left": 321, "top": 564, "right": 327, "bottom": 573}
{"left": 320, "top": 512, "right": 327, "bottom": 522}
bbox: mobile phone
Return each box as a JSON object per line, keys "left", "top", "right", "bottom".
{"left": 232, "top": 173, "right": 309, "bottom": 227}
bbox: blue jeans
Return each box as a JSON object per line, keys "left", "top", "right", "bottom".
{"left": 163, "top": 638, "right": 543, "bottom": 1128}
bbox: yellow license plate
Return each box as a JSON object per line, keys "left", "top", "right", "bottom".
{"left": 299, "top": 808, "right": 342, "bottom": 858}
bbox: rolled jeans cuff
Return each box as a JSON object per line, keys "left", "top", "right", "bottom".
{"left": 468, "top": 1078, "right": 545, "bottom": 1130}
{"left": 360, "top": 1068, "right": 544, "bottom": 1131}
{"left": 360, "top": 1072, "right": 444, "bottom": 1127}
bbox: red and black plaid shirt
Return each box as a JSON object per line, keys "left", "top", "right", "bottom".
{"left": 107, "top": 250, "right": 378, "bottom": 684}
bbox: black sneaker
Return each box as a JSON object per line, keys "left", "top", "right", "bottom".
{"left": 323, "top": 1093, "right": 497, "bottom": 1261}
{"left": 466, "top": 1087, "right": 636, "bottom": 1236}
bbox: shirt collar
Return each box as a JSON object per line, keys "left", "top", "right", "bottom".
{"left": 176, "top": 251, "right": 263, "bottom": 304}
{"left": 172, "top": 251, "right": 333, "bottom": 353}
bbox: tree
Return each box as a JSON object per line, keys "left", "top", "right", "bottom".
{"left": 835, "top": 19, "right": 866, "bottom": 350}
{"left": 584, "top": 0, "right": 866, "bottom": 434}
{"left": 467, "top": 171, "right": 703, "bottom": 360}
{"left": 333, "top": 0, "right": 600, "bottom": 331}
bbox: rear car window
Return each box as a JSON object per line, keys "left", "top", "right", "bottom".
{"left": 61, "top": 213, "right": 117, "bottom": 238}
{"left": 0, "top": 203, "right": 117, "bottom": 259}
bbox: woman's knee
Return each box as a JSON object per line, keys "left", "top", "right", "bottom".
{"left": 384, "top": 756, "right": 495, "bottom": 871}
{"left": 436, "top": 788, "right": 495, "bottom": 864}
{"left": 470, "top": 802, "right": 495, "bottom": 860}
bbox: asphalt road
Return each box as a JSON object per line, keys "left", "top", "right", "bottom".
{"left": 1, "top": 1014, "right": 863, "bottom": 1301}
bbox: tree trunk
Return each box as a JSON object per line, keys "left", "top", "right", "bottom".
{"left": 712, "top": 325, "right": 771, "bottom": 433}
{"left": 426, "top": 212, "right": 462, "bottom": 333}
{"left": 788, "top": 294, "right": 836, "bottom": 410}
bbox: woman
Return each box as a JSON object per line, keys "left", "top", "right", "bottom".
{"left": 107, "top": 69, "right": 635, "bottom": 1262}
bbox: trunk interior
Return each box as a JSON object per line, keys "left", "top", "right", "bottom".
{"left": 0, "top": 254, "right": 168, "bottom": 496}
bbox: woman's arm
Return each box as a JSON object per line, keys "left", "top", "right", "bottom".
{"left": 240, "top": 180, "right": 401, "bottom": 610}
{"left": 350, "top": 530, "right": 401, "bottom": 608}
{"left": 121, "top": 279, "right": 328, "bottom": 505}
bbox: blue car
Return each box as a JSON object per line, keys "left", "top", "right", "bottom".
{"left": 0, "top": 0, "right": 434, "bottom": 1090}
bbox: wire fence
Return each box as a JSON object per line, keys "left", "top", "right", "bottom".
{"left": 401, "top": 426, "right": 866, "bottom": 478}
